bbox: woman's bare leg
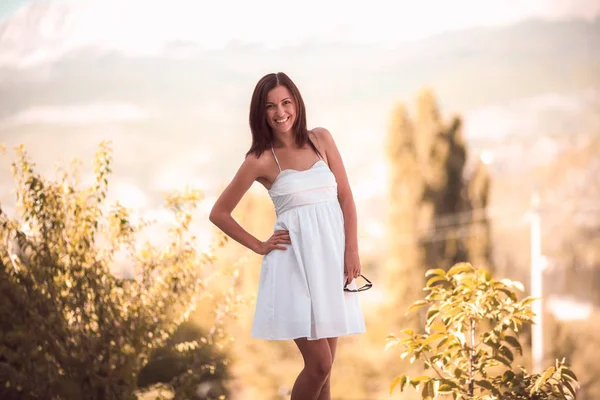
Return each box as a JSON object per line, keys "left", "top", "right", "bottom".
{"left": 291, "top": 338, "right": 333, "bottom": 400}
{"left": 317, "top": 337, "right": 338, "bottom": 400}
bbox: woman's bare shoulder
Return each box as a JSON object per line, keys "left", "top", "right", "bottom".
{"left": 310, "top": 127, "right": 336, "bottom": 149}
{"left": 311, "top": 127, "right": 334, "bottom": 141}
{"left": 242, "top": 149, "right": 273, "bottom": 176}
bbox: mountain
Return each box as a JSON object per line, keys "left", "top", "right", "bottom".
{"left": 0, "top": 6, "right": 597, "bottom": 112}
{"left": 2, "top": 2, "right": 600, "bottom": 68}
{"left": 0, "top": 14, "right": 597, "bottom": 163}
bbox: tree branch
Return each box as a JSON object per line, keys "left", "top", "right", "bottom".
{"left": 469, "top": 318, "right": 476, "bottom": 396}
{"left": 424, "top": 353, "right": 446, "bottom": 380}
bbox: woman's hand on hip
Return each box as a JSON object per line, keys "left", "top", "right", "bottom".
{"left": 257, "top": 230, "right": 290, "bottom": 255}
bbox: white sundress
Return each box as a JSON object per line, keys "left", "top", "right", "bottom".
{"left": 251, "top": 147, "right": 366, "bottom": 341}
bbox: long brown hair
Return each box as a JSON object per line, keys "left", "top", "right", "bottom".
{"left": 246, "top": 72, "right": 320, "bottom": 158}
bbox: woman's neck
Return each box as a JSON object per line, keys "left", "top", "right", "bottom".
{"left": 273, "top": 131, "right": 296, "bottom": 148}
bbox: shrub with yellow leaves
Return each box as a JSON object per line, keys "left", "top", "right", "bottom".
{"left": 387, "top": 263, "right": 579, "bottom": 400}
{"left": 0, "top": 142, "right": 236, "bottom": 399}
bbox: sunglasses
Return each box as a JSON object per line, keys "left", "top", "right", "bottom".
{"left": 343, "top": 274, "right": 373, "bottom": 293}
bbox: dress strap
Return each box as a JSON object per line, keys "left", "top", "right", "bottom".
{"left": 271, "top": 146, "right": 282, "bottom": 172}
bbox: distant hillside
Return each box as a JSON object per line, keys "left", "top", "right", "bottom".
{"left": 0, "top": 17, "right": 598, "bottom": 118}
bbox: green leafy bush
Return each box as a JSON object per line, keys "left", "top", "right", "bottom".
{"left": 0, "top": 143, "right": 236, "bottom": 399}
{"left": 386, "top": 263, "right": 579, "bottom": 400}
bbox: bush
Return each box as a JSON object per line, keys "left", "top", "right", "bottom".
{"left": 0, "top": 143, "right": 236, "bottom": 399}
{"left": 386, "top": 263, "right": 579, "bottom": 400}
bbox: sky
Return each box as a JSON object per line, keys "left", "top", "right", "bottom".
{"left": 1, "top": 0, "right": 599, "bottom": 49}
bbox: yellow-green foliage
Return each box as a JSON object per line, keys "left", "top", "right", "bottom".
{"left": 0, "top": 143, "right": 236, "bottom": 400}
{"left": 387, "top": 263, "right": 579, "bottom": 400}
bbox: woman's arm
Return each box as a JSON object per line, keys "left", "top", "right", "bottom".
{"left": 313, "top": 127, "right": 361, "bottom": 280}
{"left": 209, "top": 155, "right": 285, "bottom": 255}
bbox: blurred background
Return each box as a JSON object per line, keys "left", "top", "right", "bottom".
{"left": 0, "top": 0, "right": 599, "bottom": 399}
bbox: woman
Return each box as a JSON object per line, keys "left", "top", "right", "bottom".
{"left": 209, "top": 72, "right": 365, "bottom": 399}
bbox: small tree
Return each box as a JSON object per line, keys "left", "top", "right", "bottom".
{"left": 386, "top": 263, "right": 579, "bottom": 400}
{"left": 0, "top": 142, "right": 239, "bottom": 399}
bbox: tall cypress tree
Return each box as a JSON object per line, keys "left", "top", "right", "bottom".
{"left": 385, "top": 88, "right": 492, "bottom": 328}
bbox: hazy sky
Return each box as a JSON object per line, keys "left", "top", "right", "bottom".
{"left": 1, "top": 0, "right": 599, "bottom": 49}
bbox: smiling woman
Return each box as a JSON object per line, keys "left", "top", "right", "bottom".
{"left": 209, "top": 72, "right": 367, "bottom": 399}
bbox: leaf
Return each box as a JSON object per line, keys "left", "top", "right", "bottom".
{"left": 411, "top": 375, "right": 430, "bottom": 384}
{"left": 504, "top": 336, "right": 523, "bottom": 356}
{"left": 561, "top": 368, "right": 578, "bottom": 382}
{"left": 514, "top": 314, "right": 535, "bottom": 324}
{"left": 385, "top": 337, "right": 400, "bottom": 351}
{"left": 475, "top": 379, "right": 495, "bottom": 392}
{"left": 520, "top": 296, "right": 540, "bottom": 305}
{"left": 499, "top": 345, "right": 514, "bottom": 362}
{"left": 492, "top": 355, "right": 511, "bottom": 367}
{"left": 563, "top": 380, "right": 577, "bottom": 398}
{"left": 502, "top": 370, "right": 516, "bottom": 383}
{"left": 426, "top": 268, "right": 446, "bottom": 278}
{"left": 531, "top": 367, "right": 555, "bottom": 394}
{"left": 429, "top": 320, "right": 447, "bottom": 333}
{"left": 497, "top": 288, "right": 518, "bottom": 302}
{"left": 390, "top": 374, "right": 408, "bottom": 394}
{"left": 557, "top": 383, "right": 566, "bottom": 397}
{"left": 406, "top": 300, "right": 428, "bottom": 314}
{"left": 423, "top": 332, "right": 445, "bottom": 345}
{"left": 426, "top": 309, "right": 440, "bottom": 325}
{"left": 500, "top": 278, "right": 525, "bottom": 292}
{"left": 447, "top": 263, "right": 475, "bottom": 277}
{"left": 437, "top": 337, "right": 449, "bottom": 350}
{"left": 426, "top": 275, "right": 448, "bottom": 288}
{"left": 438, "top": 384, "right": 454, "bottom": 394}
{"left": 422, "top": 379, "right": 435, "bottom": 400}
{"left": 401, "top": 328, "right": 415, "bottom": 336}
{"left": 482, "top": 269, "right": 493, "bottom": 282}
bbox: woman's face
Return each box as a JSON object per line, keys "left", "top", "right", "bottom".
{"left": 265, "top": 85, "right": 296, "bottom": 135}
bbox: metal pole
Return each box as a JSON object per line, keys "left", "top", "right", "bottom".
{"left": 530, "top": 192, "right": 543, "bottom": 373}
